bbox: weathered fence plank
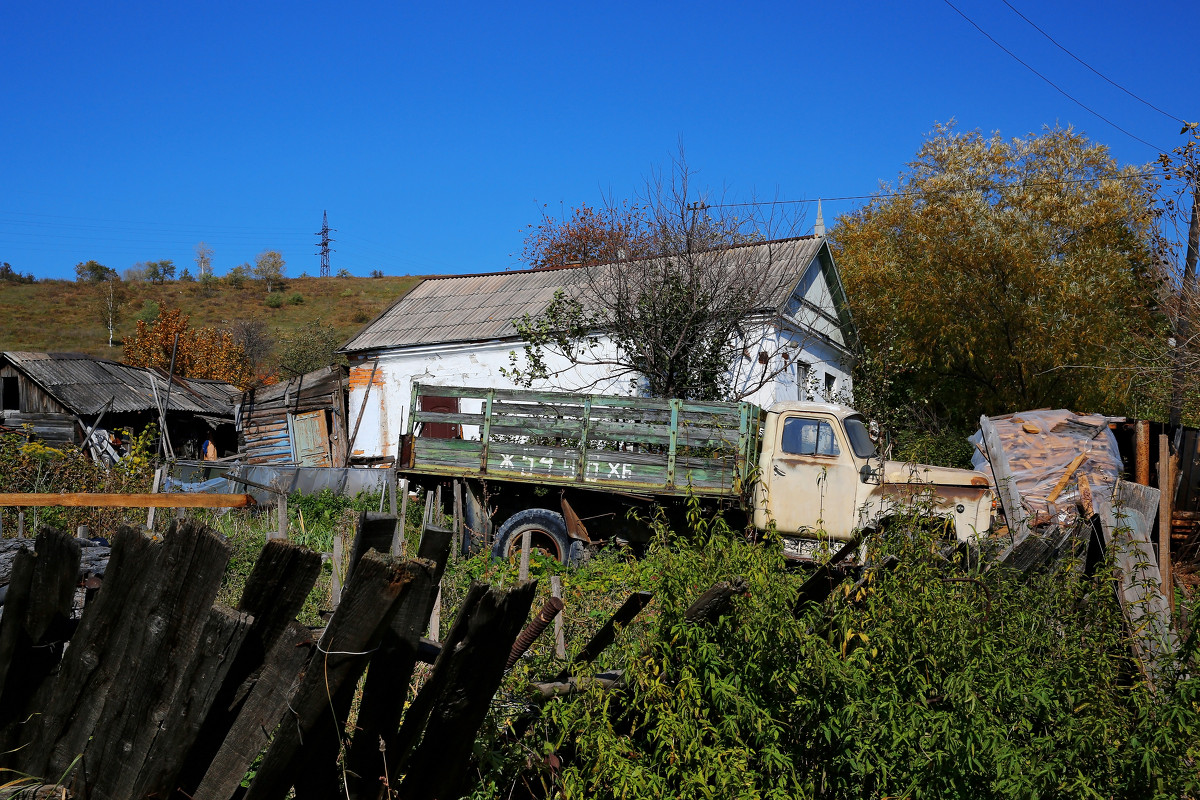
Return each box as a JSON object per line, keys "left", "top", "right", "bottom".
{"left": 0, "top": 531, "right": 81, "bottom": 754}
{"left": 191, "top": 621, "right": 315, "bottom": 800}
{"left": 552, "top": 591, "right": 653, "bottom": 684}
{"left": 128, "top": 605, "right": 254, "bottom": 799}
{"left": 177, "top": 540, "right": 322, "bottom": 796}
{"left": 343, "top": 522, "right": 455, "bottom": 799}
{"left": 391, "top": 581, "right": 538, "bottom": 800}
{"left": 242, "top": 551, "right": 413, "bottom": 800}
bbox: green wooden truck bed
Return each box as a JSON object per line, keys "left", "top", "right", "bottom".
{"left": 402, "top": 384, "right": 765, "bottom": 498}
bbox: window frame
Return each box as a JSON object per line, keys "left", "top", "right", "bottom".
{"left": 779, "top": 414, "right": 843, "bottom": 458}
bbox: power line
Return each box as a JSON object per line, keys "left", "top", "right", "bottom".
{"left": 703, "top": 169, "right": 1168, "bottom": 209}
{"left": 998, "top": 0, "right": 1185, "bottom": 125}
{"left": 940, "top": 0, "right": 1168, "bottom": 154}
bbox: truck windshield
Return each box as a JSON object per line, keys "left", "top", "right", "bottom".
{"left": 844, "top": 416, "right": 877, "bottom": 459}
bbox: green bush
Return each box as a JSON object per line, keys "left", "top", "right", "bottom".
{"left": 285, "top": 292, "right": 304, "bottom": 306}
{"left": 133, "top": 299, "right": 160, "bottom": 324}
{"left": 264, "top": 292, "right": 284, "bottom": 309}
{"left": 461, "top": 502, "right": 1200, "bottom": 799}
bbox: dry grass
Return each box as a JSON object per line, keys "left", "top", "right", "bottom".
{"left": 0, "top": 275, "right": 421, "bottom": 358}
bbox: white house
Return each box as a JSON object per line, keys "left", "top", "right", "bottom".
{"left": 339, "top": 234, "right": 857, "bottom": 461}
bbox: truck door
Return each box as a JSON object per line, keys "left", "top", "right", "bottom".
{"left": 763, "top": 413, "right": 859, "bottom": 539}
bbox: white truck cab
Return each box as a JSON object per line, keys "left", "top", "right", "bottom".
{"left": 752, "top": 402, "right": 993, "bottom": 557}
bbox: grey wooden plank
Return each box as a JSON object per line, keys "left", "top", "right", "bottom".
{"left": 191, "top": 621, "right": 315, "bottom": 800}
{"left": 1097, "top": 481, "right": 1177, "bottom": 692}
{"left": 129, "top": 605, "right": 254, "bottom": 799}
{"left": 242, "top": 551, "right": 414, "bottom": 800}
{"left": 390, "top": 581, "right": 538, "bottom": 800}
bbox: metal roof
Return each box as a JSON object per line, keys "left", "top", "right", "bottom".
{"left": 2, "top": 352, "right": 239, "bottom": 417}
{"left": 341, "top": 237, "right": 827, "bottom": 354}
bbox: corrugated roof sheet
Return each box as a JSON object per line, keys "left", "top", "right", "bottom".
{"left": 3, "top": 352, "right": 239, "bottom": 416}
{"left": 341, "top": 237, "right": 825, "bottom": 353}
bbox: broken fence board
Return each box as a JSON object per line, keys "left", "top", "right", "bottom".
{"left": 1097, "top": 481, "right": 1178, "bottom": 693}
{"left": 395, "top": 580, "right": 538, "bottom": 800}
{"left": 82, "top": 522, "right": 232, "bottom": 800}
{"left": 242, "top": 551, "right": 414, "bottom": 800}
{"left": 0, "top": 530, "right": 80, "bottom": 743}
{"left": 129, "top": 604, "right": 254, "bottom": 799}
{"left": 191, "top": 622, "right": 315, "bottom": 800}
{"left": 552, "top": 591, "right": 653, "bottom": 684}
{"left": 177, "top": 540, "right": 322, "bottom": 796}
{"left": 343, "top": 558, "right": 444, "bottom": 800}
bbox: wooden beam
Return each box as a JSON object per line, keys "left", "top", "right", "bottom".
{"left": 1136, "top": 419, "right": 1151, "bottom": 486}
{"left": 1160, "top": 433, "right": 1174, "bottom": 615}
{"left": 0, "top": 493, "right": 254, "bottom": 508}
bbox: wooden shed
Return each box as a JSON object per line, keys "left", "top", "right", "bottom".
{"left": 0, "top": 351, "right": 239, "bottom": 456}
{"left": 235, "top": 365, "right": 350, "bottom": 466}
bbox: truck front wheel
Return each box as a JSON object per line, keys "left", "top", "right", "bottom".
{"left": 492, "top": 508, "right": 574, "bottom": 565}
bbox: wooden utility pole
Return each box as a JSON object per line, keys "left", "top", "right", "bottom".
{"left": 1170, "top": 183, "right": 1199, "bottom": 430}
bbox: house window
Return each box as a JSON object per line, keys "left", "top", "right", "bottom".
{"left": 824, "top": 373, "right": 836, "bottom": 400}
{"left": 781, "top": 417, "right": 840, "bottom": 456}
{"left": 1, "top": 377, "right": 17, "bottom": 411}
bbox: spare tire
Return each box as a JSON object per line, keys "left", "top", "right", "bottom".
{"left": 491, "top": 508, "right": 573, "bottom": 565}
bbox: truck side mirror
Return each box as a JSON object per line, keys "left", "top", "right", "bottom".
{"left": 860, "top": 463, "right": 880, "bottom": 484}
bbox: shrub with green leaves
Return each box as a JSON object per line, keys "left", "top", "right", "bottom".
{"left": 466, "top": 502, "right": 1200, "bottom": 800}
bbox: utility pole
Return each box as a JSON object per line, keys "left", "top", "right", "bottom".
{"left": 316, "top": 210, "right": 336, "bottom": 277}
{"left": 1169, "top": 182, "right": 1199, "bottom": 431}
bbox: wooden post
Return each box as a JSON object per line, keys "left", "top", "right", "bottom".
{"left": 1136, "top": 420, "right": 1151, "bottom": 486}
{"left": 428, "top": 587, "right": 441, "bottom": 643}
{"left": 276, "top": 493, "right": 288, "bottom": 541}
{"left": 550, "top": 575, "right": 566, "bottom": 660}
{"left": 1159, "top": 433, "right": 1174, "bottom": 614}
{"left": 518, "top": 530, "right": 531, "bottom": 581}
{"left": 16, "top": 511, "right": 25, "bottom": 539}
{"left": 393, "top": 478, "right": 409, "bottom": 557}
{"left": 146, "top": 466, "right": 164, "bottom": 531}
{"left": 434, "top": 485, "right": 442, "bottom": 527}
{"left": 453, "top": 480, "right": 463, "bottom": 558}
{"left": 423, "top": 489, "right": 435, "bottom": 529}
{"left": 389, "top": 471, "right": 399, "bottom": 517}
{"left": 330, "top": 535, "right": 344, "bottom": 608}
{"left": 0, "top": 508, "right": 4, "bottom": 537}
{"left": 77, "top": 525, "right": 89, "bottom": 540}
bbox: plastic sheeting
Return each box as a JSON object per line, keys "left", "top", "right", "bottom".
{"left": 971, "top": 409, "right": 1123, "bottom": 527}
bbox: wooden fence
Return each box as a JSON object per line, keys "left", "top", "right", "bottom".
{"left": 0, "top": 512, "right": 559, "bottom": 800}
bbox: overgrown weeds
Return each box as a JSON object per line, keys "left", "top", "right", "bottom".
{"left": 466, "top": 500, "right": 1199, "bottom": 800}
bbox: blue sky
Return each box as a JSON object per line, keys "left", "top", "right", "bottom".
{"left": 2, "top": 1, "right": 1196, "bottom": 280}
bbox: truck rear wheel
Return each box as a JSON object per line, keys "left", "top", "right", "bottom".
{"left": 492, "top": 508, "right": 573, "bottom": 565}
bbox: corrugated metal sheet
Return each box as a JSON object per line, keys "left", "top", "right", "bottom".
{"left": 341, "top": 237, "right": 826, "bottom": 353}
{"left": 2, "top": 352, "right": 238, "bottom": 417}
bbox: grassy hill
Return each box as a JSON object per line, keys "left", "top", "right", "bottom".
{"left": 0, "top": 274, "right": 423, "bottom": 360}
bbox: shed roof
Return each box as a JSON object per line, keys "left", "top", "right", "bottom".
{"left": 341, "top": 237, "right": 828, "bottom": 354}
{"left": 2, "top": 352, "right": 239, "bottom": 417}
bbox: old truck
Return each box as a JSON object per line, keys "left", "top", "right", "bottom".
{"left": 399, "top": 383, "right": 993, "bottom": 563}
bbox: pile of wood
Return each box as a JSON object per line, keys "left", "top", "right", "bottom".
{"left": 0, "top": 515, "right": 545, "bottom": 800}
{"left": 976, "top": 411, "right": 1179, "bottom": 692}
{"left": 972, "top": 409, "right": 1122, "bottom": 531}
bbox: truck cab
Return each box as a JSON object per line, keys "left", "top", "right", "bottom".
{"left": 752, "top": 402, "right": 992, "bottom": 558}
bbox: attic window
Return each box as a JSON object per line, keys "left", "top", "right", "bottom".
{"left": 2, "top": 377, "right": 17, "bottom": 411}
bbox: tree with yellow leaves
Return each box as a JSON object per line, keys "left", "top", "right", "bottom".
{"left": 833, "top": 123, "right": 1162, "bottom": 432}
